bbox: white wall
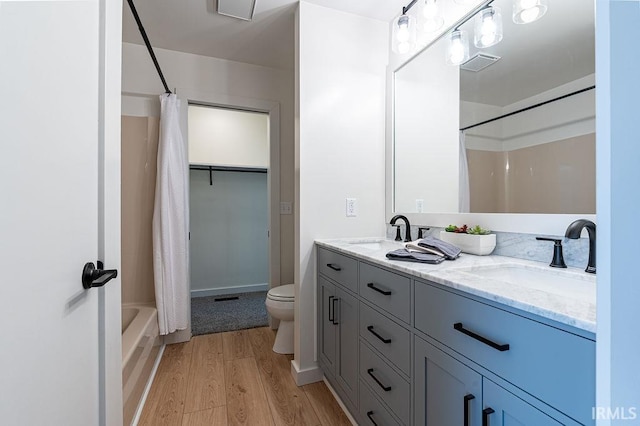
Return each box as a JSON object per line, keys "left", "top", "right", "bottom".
{"left": 121, "top": 42, "right": 295, "bottom": 287}
{"left": 188, "top": 105, "right": 269, "bottom": 168}
{"left": 596, "top": 1, "right": 640, "bottom": 422}
{"left": 294, "top": 2, "right": 388, "bottom": 384}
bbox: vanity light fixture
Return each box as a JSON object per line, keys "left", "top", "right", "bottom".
{"left": 474, "top": 5, "right": 503, "bottom": 48}
{"left": 446, "top": 29, "right": 470, "bottom": 65}
{"left": 420, "top": 0, "right": 445, "bottom": 33}
{"left": 392, "top": 13, "right": 417, "bottom": 54}
{"left": 512, "top": 0, "right": 548, "bottom": 24}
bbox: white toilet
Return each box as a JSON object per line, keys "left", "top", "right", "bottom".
{"left": 265, "top": 284, "right": 295, "bottom": 354}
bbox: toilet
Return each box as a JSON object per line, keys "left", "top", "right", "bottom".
{"left": 265, "top": 284, "right": 295, "bottom": 354}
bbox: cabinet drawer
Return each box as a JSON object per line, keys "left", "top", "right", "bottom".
{"left": 318, "top": 247, "right": 358, "bottom": 292}
{"left": 360, "top": 342, "right": 410, "bottom": 425}
{"left": 360, "top": 380, "right": 402, "bottom": 426}
{"left": 360, "top": 302, "right": 411, "bottom": 375}
{"left": 359, "top": 262, "right": 411, "bottom": 323}
{"left": 415, "top": 281, "right": 595, "bottom": 425}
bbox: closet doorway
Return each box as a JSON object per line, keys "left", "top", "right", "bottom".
{"left": 188, "top": 104, "right": 270, "bottom": 335}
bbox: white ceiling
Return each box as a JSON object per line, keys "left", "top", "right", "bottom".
{"left": 122, "top": 0, "right": 407, "bottom": 71}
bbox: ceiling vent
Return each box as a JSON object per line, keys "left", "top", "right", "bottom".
{"left": 460, "top": 53, "right": 501, "bottom": 72}
{"left": 217, "top": 0, "right": 257, "bottom": 21}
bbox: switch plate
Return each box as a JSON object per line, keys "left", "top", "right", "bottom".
{"left": 280, "top": 201, "right": 292, "bottom": 215}
{"left": 346, "top": 198, "right": 357, "bottom": 217}
{"left": 416, "top": 199, "right": 424, "bottom": 213}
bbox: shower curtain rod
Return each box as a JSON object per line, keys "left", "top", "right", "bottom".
{"left": 460, "top": 85, "right": 595, "bottom": 132}
{"left": 190, "top": 165, "right": 268, "bottom": 186}
{"left": 126, "top": 0, "right": 171, "bottom": 94}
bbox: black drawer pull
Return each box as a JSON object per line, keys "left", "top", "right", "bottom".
{"left": 328, "top": 296, "right": 334, "bottom": 323}
{"left": 482, "top": 407, "right": 495, "bottom": 426}
{"left": 454, "top": 323, "right": 510, "bottom": 352}
{"left": 331, "top": 297, "right": 339, "bottom": 325}
{"left": 367, "top": 368, "right": 392, "bottom": 392}
{"left": 367, "top": 325, "right": 391, "bottom": 344}
{"left": 464, "top": 394, "right": 475, "bottom": 426}
{"left": 366, "top": 411, "right": 378, "bottom": 426}
{"left": 367, "top": 282, "right": 392, "bottom": 296}
{"left": 326, "top": 263, "right": 341, "bottom": 271}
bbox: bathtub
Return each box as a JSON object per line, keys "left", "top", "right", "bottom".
{"left": 122, "top": 304, "right": 161, "bottom": 426}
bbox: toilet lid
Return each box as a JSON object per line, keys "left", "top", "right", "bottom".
{"left": 268, "top": 284, "right": 294, "bottom": 301}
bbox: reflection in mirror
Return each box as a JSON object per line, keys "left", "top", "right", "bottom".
{"left": 393, "top": 0, "right": 595, "bottom": 215}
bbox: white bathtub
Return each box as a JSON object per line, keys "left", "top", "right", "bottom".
{"left": 122, "top": 304, "right": 161, "bottom": 426}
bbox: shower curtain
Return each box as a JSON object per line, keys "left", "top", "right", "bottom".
{"left": 152, "top": 93, "right": 189, "bottom": 335}
{"left": 459, "top": 131, "right": 470, "bottom": 213}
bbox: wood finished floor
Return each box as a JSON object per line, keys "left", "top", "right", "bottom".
{"left": 139, "top": 327, "right": 351, "bottom": 426}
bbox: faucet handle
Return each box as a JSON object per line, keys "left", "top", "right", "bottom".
{"left": 536, "top": 237, "right": 567, "bottom": 268}
{"left": 418, "top": 227, "right": 430, "bottom": 239}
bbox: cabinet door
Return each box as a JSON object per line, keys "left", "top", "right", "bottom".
{"left": 482, "top": 379, "right": 563, "bottom": 426}
{"left": 336, "top": 287, "right": 359, "bottom": 409}
{"left": 415, "top": 337, "right": 482, "bottom": 426}
{"left": 318, "top": 276, "right": 337, "bottom": 375}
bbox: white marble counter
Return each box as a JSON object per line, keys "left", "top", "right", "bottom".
{"left": 316, "top": 237, "right": 596, "bottom": 334}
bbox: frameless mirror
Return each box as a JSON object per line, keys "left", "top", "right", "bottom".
{"left": 393, "top": 0, "right": 595, "bottom": 214}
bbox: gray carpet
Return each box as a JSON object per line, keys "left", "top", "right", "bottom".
{"left": 191, "top": 291, "right": 269, "bottom": 336}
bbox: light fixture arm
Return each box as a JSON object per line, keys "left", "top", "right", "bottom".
{"left": 401, "top": 0, "right": 420, "bottom": 15}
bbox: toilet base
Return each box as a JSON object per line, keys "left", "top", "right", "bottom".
{"left": 272, "top": 320, "right": 294, "bottom": 354}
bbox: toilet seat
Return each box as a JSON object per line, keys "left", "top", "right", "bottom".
{"left": 267, "top": 284, "right": 294, "bottom": 302}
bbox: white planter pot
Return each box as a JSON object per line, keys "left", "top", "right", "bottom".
{"left": 439, "top": 231, "right": 496, "bottom": 256}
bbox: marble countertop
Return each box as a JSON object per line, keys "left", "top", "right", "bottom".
{"left": 316, "top": 237, "right": 596, "bottom": 334}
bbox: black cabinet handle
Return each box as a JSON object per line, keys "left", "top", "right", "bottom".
{"left": 331, "top": 297, "right": 339, "bottom": 325}
{"left": 367, "top": 368, "right": 391, "bottom": 392}
{"left": 464, "top": 394, "right": 476, "bottom": 426}
{"left": 454, "top": 323, "right": 510, "bottom": 352}
{"left": 366, "top": 411, "right": 378, "bottom": 426}
{"left": 367, "top": 326, "right": 392, "bottom": 344}
{"left": 482, "top": 407, "right": 495, "bottom": 426}
{"left": 367, "top": 282, "right": 392, "bottom": 296}
{"left": 328, "top": 296, "right": 334, "bottom": 323}
{"left": 327, "top": 263, "right": 342, "bottom": 271}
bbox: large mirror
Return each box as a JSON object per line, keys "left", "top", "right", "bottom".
{"left": 393, "top": 0, "right": 595, "bottom": 215}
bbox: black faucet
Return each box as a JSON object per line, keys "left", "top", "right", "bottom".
{"left": 565, "top": 219, "right": 596, "bottom": 274}
{"left": 390, "top": 215, "right": 412, "bottom": 242}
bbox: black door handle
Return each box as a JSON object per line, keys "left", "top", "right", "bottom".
{"left": 82, "top": 262, "right": 118, "bottom": 289}
{"left": 454, "top": 323, "right": 510, "bottom": 352}
{"left": 464, "top": 394, "right": 476, "bottom": 426}
{"left": 367, "top": 368, "right": 391, "bottom": 391}
{"left": 331, "top": 297, "right": 339, "bottom": 325}
{"left": 367, "top": 282, "right": 392, "bottom": 296}
{"left": 482, "top": 407, "right": 495, "bottom": 426}
{"left": 366, "top": 411, "right": 378, "bottom": 425}
{"left": 328, "top": 296, "right": 334, "bottom": 323}
{"left": 367, "top": 326, "right": 392, "bottom": 344}
{"left": 326, "top": 263, "right": 342, "bottom": 271}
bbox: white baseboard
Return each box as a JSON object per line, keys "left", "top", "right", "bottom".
{"left": 323, "top": 377, "right": 358, "bottom": 426}
{"left": 131, "top": 344, "right": 165, "bottom": 426}
{"left": 163, "top": 328, "right": 191, "bottom": 345}
{"left": 191, "top": 283, "right": 269, "bottom": 298}
{"left": 290, "top": 359, "right": 324, "bottom": 386}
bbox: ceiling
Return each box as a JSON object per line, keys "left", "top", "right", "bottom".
{"left": 122, "top": 0, "right": 407, "bottom": 71}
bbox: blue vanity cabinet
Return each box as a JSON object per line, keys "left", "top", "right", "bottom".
{"left": 414, "top": 336, "right": 482, "bottom": 426}
{"left": 317, "top": 248, "right": 359, "bottom": 413}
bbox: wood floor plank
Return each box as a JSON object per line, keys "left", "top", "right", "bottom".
{"left": 139, "top": 342, "right": 193, "bottom": 426}
{"left": 248, "top": 328, "right": 321, "bottom": 426}
{"left": 225, "top": 357, "right": 274, "bottom": 426}
{"left": 302, "top": 381, "right": 352, "bottom": 426}
{"left": 184, "top": 333, "right": 226, "bottom": 414}
{"left": 222, "top": 330, "right": 254, "bottom": 361}
{"left": 182, "top": 406, "right": 227, "bottom": 426}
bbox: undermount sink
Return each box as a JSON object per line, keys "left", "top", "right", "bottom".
{"left": 448, "top": 264, "right": 596, "bottom": 301}
{"left": 347, "top": 239, "right": 399, "bottom": 250}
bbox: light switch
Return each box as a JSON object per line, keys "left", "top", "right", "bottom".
{"left": 280, "top": 201, "right": 292, "bottom": 215}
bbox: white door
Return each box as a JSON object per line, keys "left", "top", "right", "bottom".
{"left": 0, "top": 1, "right": 122, "bottom": 425}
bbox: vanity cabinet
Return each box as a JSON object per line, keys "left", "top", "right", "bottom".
{"left": 317, "top": 250, "right": 359, "bottom": 412}
{"left": 316, "top": 245, "right": 595, "bottom": 425}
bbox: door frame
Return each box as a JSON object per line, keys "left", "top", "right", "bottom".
{"left": 174, "top": 88, "right": 281, "bottom": 340}
{"left": 102, "top": 0, "right": 124, "bottom": 423}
